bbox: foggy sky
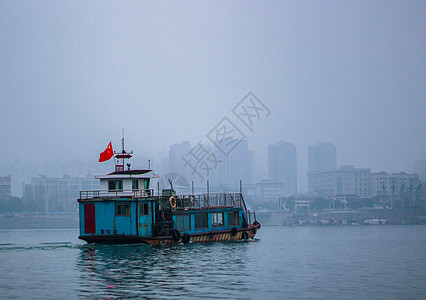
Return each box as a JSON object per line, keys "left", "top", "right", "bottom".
{"left": 1, "top": 1, "right": 425, "bottom": 193}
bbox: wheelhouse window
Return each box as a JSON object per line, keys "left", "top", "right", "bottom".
{"left": 143, "top": 179, "right": 150, "bottom": 190}
{"left": 194, "top": 213, "right": 208, "bottom": 229}
{"left": 176, "top": 215, "right": 191, "bottom": 231}
{"left": 132, "top": 179, "right": 139, "bottom": 190}
{"left": 212, "top": 212, "right": 224, "bottom": 227}
{"left": 227, "top": 211, "right": 239, "bottom": 226}
{"left": 139, "top": 203, "right": 149, "bottom": 215}
{"left": 108, "top": 180, "right": 123, "bottom": 191}
{"left": 116, "top": 204, "right": 130, "bottom": 216}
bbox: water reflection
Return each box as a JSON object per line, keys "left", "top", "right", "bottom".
{"left": 77, "top": 242, "right": 253, "bottom": 299}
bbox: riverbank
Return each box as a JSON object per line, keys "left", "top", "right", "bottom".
{"left": 1, "top": 208, "right": 425, "bottom": 229}
{"left": 256, "top": 208, "right": 426, "bottom": 226}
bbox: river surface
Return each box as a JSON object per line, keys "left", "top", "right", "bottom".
{"left": 0, "top": 226, "right": 425, "bottom": 299}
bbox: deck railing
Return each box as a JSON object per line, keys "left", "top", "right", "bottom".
{"left": 169, "top": 193, "right": 254, "bottom": 223}
{"left": 169, "top": 193, "right": 244, "bottom": 210}
{"left": 79, "top": 189, "right": 154, "bottom": 200}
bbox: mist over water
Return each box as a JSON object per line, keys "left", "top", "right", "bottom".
{"left": 1, "top": 226, "right": 425, "bottom": 299}
{"left": 1, "top": 1, "right": 425, "bottom": 194}
{"left": 1, "top": 3, "right": 425, "bottom": 299}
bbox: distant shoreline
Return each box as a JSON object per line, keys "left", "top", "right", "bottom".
{"left": 1, "top": 208, "right": 425, "bottom": 229}
{"left": 0, "top": 212, "right": 79, "bottom": 229}
{"left": 256, "top": 208, "right": 426, "bottom": 226}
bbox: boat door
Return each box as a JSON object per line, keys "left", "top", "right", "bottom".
{"left": 84, "top": 203, "right": 96, "bottom": 234}
{"left": 138, "top": 201, "right": 153, "bottom": 236}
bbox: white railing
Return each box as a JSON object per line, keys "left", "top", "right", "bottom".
{"left": 79, "top": 189, "right": 154, "bottom": 200}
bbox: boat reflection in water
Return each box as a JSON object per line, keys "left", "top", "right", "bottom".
{"left": 77, "top": 241, "right": 253, "bottom": 299}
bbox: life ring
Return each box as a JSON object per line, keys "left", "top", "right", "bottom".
{"left": 231, "top": 227, "right": 237, "bottom": 236}
{"left": 169, "top": 196, "right": 177, "bottom": 208}
{"left": 172, "top": 229, "right": 181, "bottom": 241}
{"left": 242, "top": 231, "right": 249, "bottom": 240}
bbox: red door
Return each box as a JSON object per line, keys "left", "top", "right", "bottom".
{"left": 84, "top": 204, "right": 96, "bottom": 233}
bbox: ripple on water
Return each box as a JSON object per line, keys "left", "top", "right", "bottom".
{"left": 1, "top": 226, "right": 425, "bottom": 299}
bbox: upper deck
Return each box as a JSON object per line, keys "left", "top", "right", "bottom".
{"left": 79, "top": 189, "right": 155, "bottom": 200}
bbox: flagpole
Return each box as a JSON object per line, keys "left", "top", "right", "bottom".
{"left": 112, "top": 141, "right": 116, "bottom": 171}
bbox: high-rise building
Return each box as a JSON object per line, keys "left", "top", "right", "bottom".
{"left": 308, "top": 142, "right": 337, "bottom": 172}
{"left": 169, "top": 141, "right": 192, "bottom": 179}
{"left": 156, "top": 158, "right": 169, "bottom": 176}
{"left": 213, "top": 139, "right": 254, "bottom": 189}
{"left": 268, "top": 141, "right": 297, "bottom": 196}
{"left": 0, "top": 175, "right": 11, "bottom": 201}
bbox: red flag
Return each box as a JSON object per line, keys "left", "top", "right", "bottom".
{"left": 99, "top": 142, "right": 114, "bottom": 162}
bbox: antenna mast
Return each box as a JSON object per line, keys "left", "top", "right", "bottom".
{"left": 122, "top": 128, "right": 125, "bottom": 153}
{"left": 114, "top": 128, "right": 133, "bottom": 172}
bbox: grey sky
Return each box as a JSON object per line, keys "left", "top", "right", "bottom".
{"left": 1, "top": 1, "right": 425, "bottom": 192}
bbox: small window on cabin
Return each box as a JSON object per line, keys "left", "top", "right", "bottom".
{"left": 117, "top": 180, "right": 123, "bottom": 190}
{"left": 194, "top": 213, "right": 208, "bottom": 229}
{"left": 176, "top": 215, "right": 191, "bottom": 231}
{"left": 108, "top": 180, "right": 123, "bottom": 191}
{"left": 144, "top": 179, "right": 149, "bottom": 190}
{"left": 132, "top": 179, "right": 139, "bottom": 190}
{"left": 212, "top": 212, "right": 224, "bottom": 227}
{"left": 139, "top": 203, "right": 149, "bottom": 215}
{"left": 233, "top": 212, "right": 240, "bottom": 226}
{"left": 108, "top": 180, "right": 115, "bottom": 190}
{"left": 116, "top": 204, "right": 130, "bottom": 216}
{"left": 228, "top": 211, "right": 239, "bottom": 226}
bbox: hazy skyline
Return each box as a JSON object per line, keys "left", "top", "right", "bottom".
{"left": 1, "top": 1, "right": 425, "bottom": 193}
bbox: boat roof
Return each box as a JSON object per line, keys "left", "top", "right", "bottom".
{"left": 95, "top": 170, "right": 160, "bottom": 179}
{"left": 109, "top": 169, "right": 151, "bottom": 175}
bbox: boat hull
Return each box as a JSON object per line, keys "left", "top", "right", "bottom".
{"left": 79, "top": 225, "right": 259, "bottom": 245}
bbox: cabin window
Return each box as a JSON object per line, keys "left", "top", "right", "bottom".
{"left": 227, "top": 211, "right": 239, "bottom": 226}
{"left": 132, "top": 179, "right": 139, "bottom": 190}
{"left": 144, "top": 179, "right": 149, "bottom": 190}
{"left": 108, "top": 180, "right": 123, "bottom": 191}
{"left": 139, "top": 203, "right": 149, "bottom": 215}
{"left": 212, "top": 212, "right": 224, "bottom": 227}
{"left": 194, "top": 213, "right": 208, "bottom": 229}
{"left": 116, "top": 204, "right": 130, "bottom": 216}
{"left": 176, "top": 215, "right": 191, "bottom": 231}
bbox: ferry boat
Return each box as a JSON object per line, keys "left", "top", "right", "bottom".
{"left": 78, "top": 140, "right": 260, "bottom": 245}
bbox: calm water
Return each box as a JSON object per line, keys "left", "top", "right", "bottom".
{"left": 0, "top": 226, "right": 425, "bottom": 299}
